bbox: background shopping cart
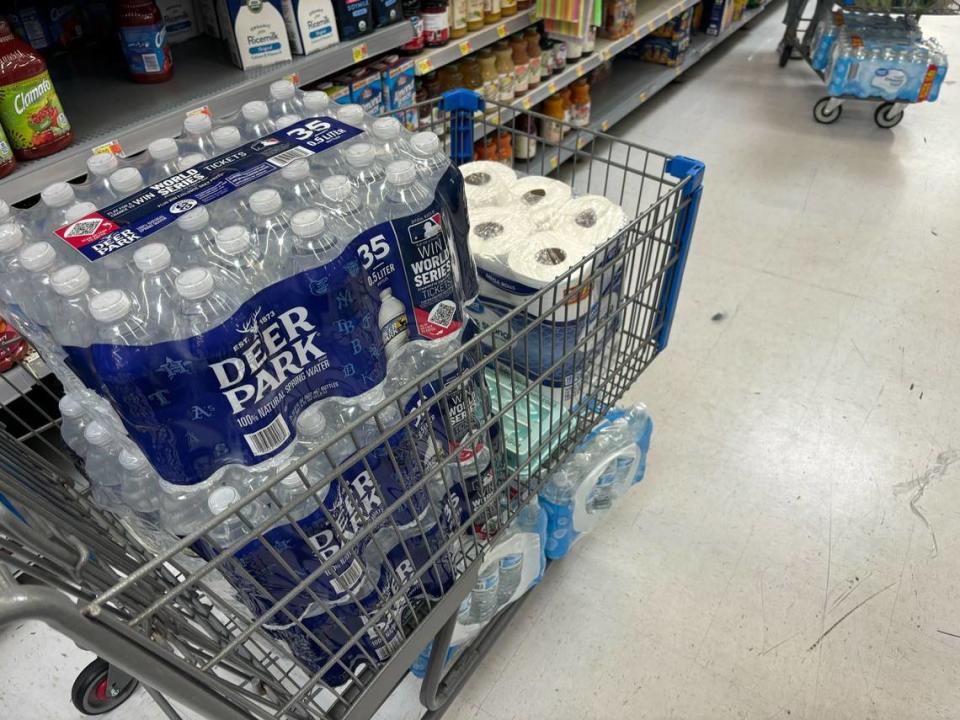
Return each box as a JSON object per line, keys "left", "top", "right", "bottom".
{"left": 0, "top": 90, "right": 703, "bottom": 720}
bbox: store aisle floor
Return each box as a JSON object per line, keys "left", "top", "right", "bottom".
{"left": 5, "top": 7, "right": 960, "bottom": 719}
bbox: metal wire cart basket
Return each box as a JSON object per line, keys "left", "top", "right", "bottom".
{"left": 0, "top": 91, "right": 704, "bottom": 720}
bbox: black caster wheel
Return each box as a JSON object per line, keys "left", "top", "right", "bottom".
{"left": 71, "top": 658, "right": 139, "bottom": 715}
{"left": 813, "top": 97, "right": 842, "bottom": 124}
{"left": 874, "top": 101, "right": 904, "bottom": 128}
{"left": 778, "top": 43, "right": 792, "bottom": 67}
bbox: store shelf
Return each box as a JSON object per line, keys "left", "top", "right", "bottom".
{"left": 414, "top": 9, "right": 539, "bottom": 76}
{"left": 516, "top": 0, "right": 775, "bottom": 172}
{"left": 0, "top": 22, "right": 414, "bottom": 205}
{"left": 0, "top": 356, "right": 50, "bottom": 407}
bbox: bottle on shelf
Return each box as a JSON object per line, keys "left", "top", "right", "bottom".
{"left": 494, "top": 40, "right": 515, "bottom": 103}
{"left": 0, "top": 125, "right": 14, "bottom": 178}
{"left": 450, "top": 0, "right": 467, "bottom": 39}
{"left": 466, "top": 0, "right": 483, "bottom": 31}
{"left": 559, "top": 86, "right": 573, "bottom": 129}
{"left": 459, "top": 57, "right": 484, "bottom": 110}
{"left": 115, "top": 0, "right": 173, "bottom": 84}
{"left": 571, "top": 78, "right": 591, "bottom": 127}
{"left": 501, "top": 0, "right": 517, "bottom": 17}
{"left": 517, "top": 0, "right": 532, "bottom": 9}
{"left": 423, "top": 0, "right": 450, "bottom": 47}
{"left": 182, "top": 113, "right": 216, "bottom": 157}
{"left": 477, "top": 49, "right": 499, "bottom": 112}
{"left": 400, "top": 9, "right": 425, "bottom": 55}
{"left": 0, "top": 19, "right": 73, "bottom": 160}
{"left": 474, "top": 136, "right": 498, "bottom": 161}
{"left": 525, "top": 29, "right": 541, "bottom": 87}
{"left": 496, "top": 132, "right": 512, "bottom": 167}
{"left": 484, "top": 0, "right": 501, "bottom": 24}
{"left": 541, "top": 94, "right": 564, "bottom": 144}
{"left": 513, "top": 113, "right": 537, "bottom": 160}
{"left": 510, "top": 35, "right": 529, "bottom": 97}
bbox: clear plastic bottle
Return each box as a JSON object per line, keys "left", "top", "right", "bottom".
{"left": 241, "top": 100, "right": 275, "bottom": 141}
{"left": 343, "top": 142, "right": 387, "bottom": 211}
{"left": 64, "top": 201, "right": 97, "bottom": 225}
{"left": 497, "top": 502, "right": 539, "bottom": 605}
{"left": 470, "top": 560, "right": 500, "bottom": 623}
{"left": 211, "top": 225, "right": 271, "bottom": 290}
{"left": 175, "top": 267, "right": 238, "bottom": 336}
{"left": 318, "top": 175, "right": 375, "bottom": 244}
{"left": 82, "top": 153, "right": 121, "bottom": 207}
{"left": 280, "top": 158, "right": 324, "bottom": 209}
{"left": 378, "top": 288, "right": 409, "bottom": 359}
{"left": 18, "top": 241, "right": 64, "bottom": 326}
{"left": 109, "top": 167, "right": 145, "bottom": 196}
{"left": 182, "top": 113, "right": 216, "bottom": 157}
{"left": 83, "top": 420, "right": 128, "bottom": 511}
{"left": 146, "top": 137, "right": 181, "bottom": 183}
{"left": 249, "top": 189, "right": 293, "bottom": 265}
{"left": 49, "top": 264, "right": 98, "bottom": 346}
{"left": 133, "top": 243, "right": 181, "bottom": 338}
{"left": 336, "top": 103, "right": 367, "bottom": 129}
{"left": 0, "top": 222, "right": 27, "bottom": 305}
{"left": 383, "top": 158, "right": 437, "bottom": 221}
{"left": 206, "top": 485, "right": 272, "bottom": 549}
{"left": 289, "top": 209, "right": 341, "bottom": 274}
{"left": 212, "top": 125, "right": 243, "bottom": 153}
{"left": 295, "top": 404, "right": 341, "bottom": 472}
{"left": 58, "top": 393, "right": 90, "bottom": 457}
{"left": 118, "top": 446, "right": 164, "bottom": 532}
{"left": 370, "top": 116, "right": 409, "bottom": 162}
{"left": 408, "top": 131, "right": 448, "bottom": 182}
{"left": 178, "top": 153, "right": 205, "bottom": 172}
{"left": 89, "top": 289, "right": 152, "bottom": 345}
{"left": 275, "top": 114, "right": 300, "bottom": 130}
{"left": 302, "top": 90, "right": 330, "bottom": 117}
{"left": 38, "top": 181, "right": 77, "bottom": 237}
{"left": 268, "top": 79, "right": 304, "bottom": 118}
{"left": 176, "top": 206, "right": 218, "bottom": 265}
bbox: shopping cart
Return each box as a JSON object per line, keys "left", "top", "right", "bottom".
{"left": 0, "top": 90, "right": 704, "bottom": 720}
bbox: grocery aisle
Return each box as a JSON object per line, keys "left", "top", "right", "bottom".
{"left": 4, "top": 8, "right": 960, "bottom": 720}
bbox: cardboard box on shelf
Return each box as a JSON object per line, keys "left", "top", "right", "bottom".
{"left": 374, "top": 55, "right": 417, "bottom": 130}
{"left": 216, "top": 0, "right": 292, "bottom": 69}
{"left": 158, "top": 0, "right": 201, "bottom": 43}
{"left": 280, "top": 0, "right": 340, "bottom": 54}
{"left": 702, "top": 0, "right": 735, "bottom": 35}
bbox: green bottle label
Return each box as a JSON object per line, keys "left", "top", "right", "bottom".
{"left": 0, "top": 71, "right": 71, "bottom": 152}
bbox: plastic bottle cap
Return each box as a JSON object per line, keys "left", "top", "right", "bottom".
{"left": 372, "top": 116, "right": 401, "bottom": 140}
{"left": 249, "top": 189, "right": 282, "bottom": 216}
{"left": 110, "top": 167, "right": 144, "bottom": 194}
{"left": 86, "top": 152, "right": 119, "bottom": 177}
{"left": 58, "top": 395, "right": 84, "bottom": 418}
{"left": 275, "top": 114, "right": 300, "bottom": 130}
{"left": 411, "top": 131, "right": 440, "bottom": 157}
{"left": 337, "top": 104, "right": 364, "bottom": 125}
{"left": 344, "top": 142, "right": 376, "bottom": 168}
{"left": 19, "top": 242, "right": 57, "bottom": 272}
{"left": 270, "top": 79, "right": 296, "bottom": 100}
{"left": 281, "top": 158, "right": 310, "bottom": 181}
{"left": 50, "top": 265, "right": 91, "bottom": 296}
{"left": 177, "top": 206, "right": 210, "bottom": 231}
{"left": 208, "top": 486, "right": 239, "bottom": 514}
{"left": 215, "top": 226, "right": 252, "bottom": 255}
{"left": 291, "top": 209, "right": 324, "bottom": 238}
{"left": 296, "top": 406, "right": 326, "bottom": 436}
{"left": 133, "top": 243, "right": 172, "bottom": 272}
{"left": 118, "top": 448, "right": 148, "bottom": 471}
{"left": 83, "top": 420, "right": 112, "bottom": 446}
{"left": 183, "top": 113, "right": 213, "bottom": 135}
{"left": 176, "top": 267, "right": 215, "bottom": 299}
{"left": 242, "top": 100, "right": 269, "bottom": 122}
{"left": 0, "top": 223, "right": 24, "bottom": 252}
{"left": 89, "top": 290, "right": 132, "bottom": 322}
{"left": 386, "top": 160, "right": 417, "bottom": 185}
{"left": 41, "top": 182, "right": 75, "bottom": 208}
{"left": 302, "top": 91, "right": 329, "bottom": 113}
{"left": 320, "top": 175, "right": 351, "bottom": 202}
{"left": 212, "top": 126, "right": 242, "bottom": 150}
{"left": 280, "top": 473, "right": 306, "bottom": 489}
{"left": 361, "top": 386, "right": 385, "bottom": 410}
{"left": 178, "top": 153, "right": 205, "bottom": 171}
{"left": 148, "top": 138, "right": 179, "bottom": 161}
{"left": 65, "top": 202, "right": 96, "bottom": 223}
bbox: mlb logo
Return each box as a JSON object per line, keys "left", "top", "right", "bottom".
{"left": 407, "top": 212, "right": 444, "bottom": 245}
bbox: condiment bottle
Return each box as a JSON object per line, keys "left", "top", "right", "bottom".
{"left": 115, "top": 0, "right": 173, "bottom": 83}
{"left": 496, "top": 132, "right": 513, "bottom": 166}
{"left": 475, "top": 137, "right": 498, "bottom": 161}
{"left": 494, "top": 40, "right": 514, "bottom": 102}
{"left": 541, "top": 96, "right": 564, "bottom": 144}
{"left": 571, "top": 78, "right": 591, "bottom": 127}
{"left": 525, "top": 29, "right": 541, "bottom": 87}
{"left": 484, "top": 0, "right": 501, "bottom": 24}
{"left": 466, "top": 0, "right": 484, "bottom": 30}
{"left": 501, "top": 0, "right": 517, "bottom": 16}
{"left": 513, "top": 114, "right": 537, "bottom": 160}
{"left": 478, "top": 49, "right": 499, "bottom": 110}
{"left": 510, "top": 36, "right": 529, "bottom": 96}
{"left": 450, "top": 0, "right": 467, "bottom": 38}
{"left": 423, "top": 0, "right": 450, "bottom": 47}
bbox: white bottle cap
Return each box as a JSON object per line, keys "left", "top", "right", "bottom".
{"left": 281, "top": 158, "right": 310, "bottom": 182}
{"left": 41, "top": 181, "right": 76, "bottom": 209}
{"left": 89, "top": 289, "right": 133, "bottom": 323}
{"left": 270, "top": 79, "right": 297, "bottom": 100}
{"left": 212, "top": 125, "right": 242, "bottom": 150}
{"left": 249, "top": 189, "right": 282, "bottom": 216}
{"left": 280, "top": 473, "right": 306, "bottom": 490}
{"left": 337, "top": 104, "right": 364, "bottom": 125}
{"left": 275, "top": 114, "right": 300, "bottom": 130}
{"left": 386, "top": 160, "right": 417, "bottom": 185}
{"left": 410, "top": 131, "right": 441, "bottom": 157}
{"left": 344, "top": 142, "right": 376, "bottom": 169}
{"left": 0, "top": 223, "right": 24, "bottom": 252}
{"left": 110, "top": 167, "right": 144, "bottom": 194}
{"left": 320, "top": 175, "right": 351, "bottom": 202}
{"left": 372, "top": 116, "right": 401, "bottom": 140}
{"left": 50, "top": 265, "right": 91, "bottom": 297}
{"left": 86, "top": 152, "right": 119, "bottom": 177}
{"left": 175, "top": 267, "right": 215, "bottom": 300}
{"left": 133, "top": 243, "right": 172, "bottom": 273}
{"left": 176, "top": 206, "right": 210, "bottom": 231}
{"left": 19, "top": 242, "right": 57, "bottom": 272}
{"left": 291, "top": 209, "right": 324, "bottom": 238}
{"left": 65, "top": 201, "right": 96, "bottom": 223}
{"left": 118, "top": 447, "right": 148, "bottom": 471}
{"left": 215, "top": 226, "right": 252, "bottom": 255}
{"left": 360, "top": 386, "right": 385, "bottom": 411}
{"left": 178, "top": 153, "right": 205, "bottom": 171}
{"left": 208, "top": 485, "right": 239, "bottom": 514}
{"left": 302, "top": 91, "right": 329, "bottom": 114}
{"left": 296, "top": 406, "right": 326, "bottom": 437}
{"left": 83, "top": 420, "right": 112, "bottom": 446}
{"left": 183, "top": 113, "right": 213, "bottom": 135}
{"left": 148, "top": 137, "right": 179, "bottom": 161}
{"left": 241, "top": 100, "right": 270, "bottom": 122}
{"left": 58, "top": 394, "right": 85, "bottom": 418}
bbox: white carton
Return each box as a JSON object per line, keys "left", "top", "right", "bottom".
{"left": 157, "top": 0, "right": 200, "bottom": 43}
{"left": 195, "top": 0, "right": 221, "bottom": 38}
{"left": 281, "top": 0, "right": 339, "bottom": 55}
{"left": 216, "top": 0, "right": 292, "bottom": 69}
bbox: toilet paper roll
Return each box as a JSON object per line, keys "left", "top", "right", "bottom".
{"left": 460, "top": 161, "right": 517, "bottom": 208}
{"left": 556, "top": 195, "right": 629, "bottom": 249}
{"left": 509, "top": 177, "right": 572, "bottom": 228}
{"left": 467, "top": 208, "right": 535, "bottom": 262}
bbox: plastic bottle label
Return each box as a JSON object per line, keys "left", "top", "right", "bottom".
{"left": 423, "top": 10, "right": 449, "bottom": 45}
{"left": 0, "top": 125, "right": 13, "bottom": 164}
{"left": 468, "top": 0, "right": 484, "bottom": 23}
{"left": 514, "top": 62, "right": 529, "bottom": 92}
{"left": 484, "top": 0, "right": 500, "bottom": 14}
{"left": 0, "top": 71, "right": 71, "bottom": 152}
{"left": 498, "top": 73, "right": 514, "bottom": 102}
{"left": 119, "top": 22, "right": 170, "bottom": 75}
{"left": 528, "top": 56, "right": 541, "bottom": 82}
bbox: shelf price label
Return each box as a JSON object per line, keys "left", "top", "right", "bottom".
{"left": 417, "top": 58, "right": 433, "bottom": 74}
{"left": 637, "top": 91, "right": 647, "bottom": 103}
{"left": 521, "top": 97, "right": 531, "bottom": 110}
{"left": 647, "top": 20, "right": 657, "bottom": 33}
{"left": 352, "top": 43, "right": 369, "bottom": 63}
{"left": 186, "top": 105, "right": 211, "bottom": 118}
{"left": 549, "top": 156, "right": 558, "bottom": 169}
{"left": 576, "top": 64, "right": 585, "bottom": 77}
{"left": 547, "top": 81, "right": 557, "bottom": 93}
{"left": 600, "top": 120, "right": 610, "bottom": 131}
{"left": 285, "top": 72, "right": 301, "bottom": 85}
{"left": 459, "top": 40, "right": 472, "bottom": 55}
{"left": 497, "top": 24, "right": 508, "bottom": 38}
{"left": 93, "top": 139, "right": 123, "bottom": 156}
{"left": 601, "top": 48, "right": 612, "bottom": 60}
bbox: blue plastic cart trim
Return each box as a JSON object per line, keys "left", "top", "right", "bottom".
{"left": 658, "top": 155, "right": 705, "bottom": 350}
{"left": 440, "top": 89, "right": 485, "bottom": 165}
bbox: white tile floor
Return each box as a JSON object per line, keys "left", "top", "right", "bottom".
{"left": 4, "top": 6, "right": 960, "bottom": 719}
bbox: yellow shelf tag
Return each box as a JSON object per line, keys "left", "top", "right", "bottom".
{"left": 352, "top": 43, "right": 368, "bottom": 63}
{"left": 521, "top": 97, "right": 531, "bottom": 110}
{"left": 285, "top": 72, "right": 301, "bottom": 85}
{"left": 93, "top": 140, "right": 123, "bottom": 156}
{"left": 576, "top": 64, "right": 585, "bottom": 77}
{"left": 186, "top": 105, "right": 211, "bottom": 118}
{"left": 417, "top": 58, "right": 433, "bottom": 74}
{"left": 600, "top": 120, "right": 610, "bottom": 131}
{"left": 638, "top": 91, "right": 647, "bottom": 102}
{"left": 459, "top": 40, "right": 472, "bottom": 55}
{"left": 497, "top": 24, "right": 508, "bottom": 38}
{"left": 549, "top": 156, "right": 558, "bottom": 169}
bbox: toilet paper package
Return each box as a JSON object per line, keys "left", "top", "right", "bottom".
{"left": 467, "top": 207, "right": 533, "bottom": 262}
{"left": 553, "top": 195, "right": 630, "bottom": 294}
{"left": 460, "top": 161, "right": 517, "bottom": 209}
{"left": 509, "top": 177, "right": 572, "bottom": 229}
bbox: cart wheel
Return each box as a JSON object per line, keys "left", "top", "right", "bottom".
{"left": 874, "top": 102, "right": 904, "bottom": 129}
{"left": 813, "top": 97, "right": 842, "bottom": 124}
{"left": 70, "top": 659, "right": 139, "bottom": 715}
{"left": 778, "top": 43, "right": 792, "bottom": 67}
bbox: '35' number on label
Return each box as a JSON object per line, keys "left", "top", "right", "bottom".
{"left": 357, "top": 234, "right": 391, "bottom": 269}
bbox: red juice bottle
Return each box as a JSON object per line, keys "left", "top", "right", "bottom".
{"left": 0, "top": 20, "right": 73, "bottom": 160}
{"left": 115, "top": 0, "right": 173, "bottom": 84}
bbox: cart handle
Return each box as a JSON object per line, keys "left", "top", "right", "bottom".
{"left": 439, "top": 89, "right": 484, "bottom": 165}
